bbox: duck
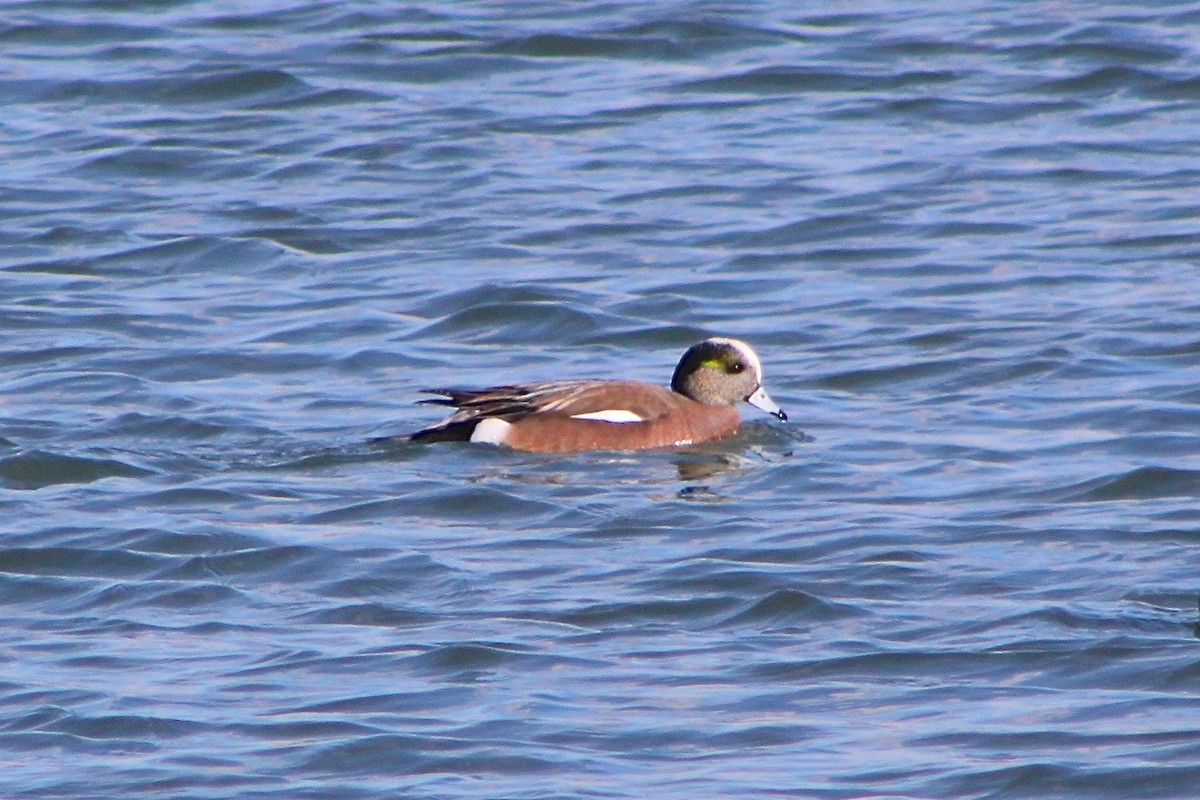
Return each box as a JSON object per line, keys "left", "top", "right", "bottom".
{"left": 406, "top": 337, "right": 786, "bottom": 453}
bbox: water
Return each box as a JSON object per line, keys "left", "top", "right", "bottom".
{"left": 3, "top": 1, "right": 1200, "bottom": 797}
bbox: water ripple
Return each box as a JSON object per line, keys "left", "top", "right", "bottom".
{"left": 0, "top": 450, "right": 153, "bottom": 490}
{"left": 2, "top": 0, "right": 1199, "bottom": 798}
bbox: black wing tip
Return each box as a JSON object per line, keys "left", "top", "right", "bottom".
{"left": 416, "top": 388, "right": 467, "bottom": 407}
{"left": 369, "top": 422, "right": 459, "bottom": 445}
{"left": 408, "top": 422, "right": 476, "bottom": 443}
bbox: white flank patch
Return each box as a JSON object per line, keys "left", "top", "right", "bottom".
{"left": 470, "top": 418, "right": 513, "bottom": 445}
{"left": 570, "top": 409, "right": 645, "bottom": 423}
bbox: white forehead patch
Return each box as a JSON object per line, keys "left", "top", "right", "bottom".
{"left": 705, "top": 337, "right": 763, "bottom": 380}
{"left": 570, "top": 409, "right": 645, "bottom": 423}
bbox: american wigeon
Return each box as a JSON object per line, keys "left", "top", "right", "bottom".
{"left": 407, "top": 337, "right": 786, "bottom": 453}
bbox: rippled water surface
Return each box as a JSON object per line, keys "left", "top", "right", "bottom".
{"left": 4, "top": 1, "right": 1200, "bottom": 797}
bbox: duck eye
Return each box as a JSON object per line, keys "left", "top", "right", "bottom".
{"left": 729, "top": 362, "right": 745, "bottom": 374}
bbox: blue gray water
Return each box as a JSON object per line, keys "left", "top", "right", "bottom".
{"left": 3, "top": 1, "right": 1200, "bottom": 797}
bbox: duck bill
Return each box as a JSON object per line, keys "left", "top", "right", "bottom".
{"left": 746, "top": 385, "right": 787, "bottom": 421}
